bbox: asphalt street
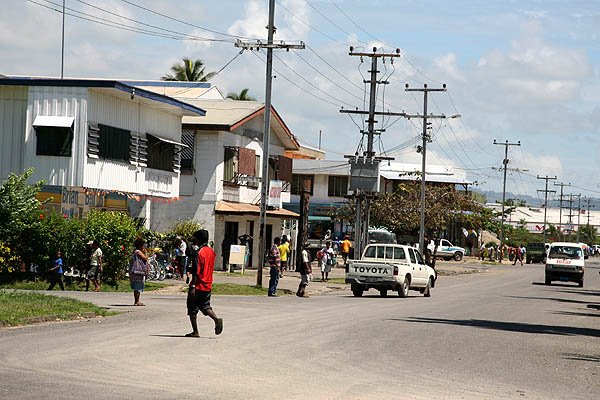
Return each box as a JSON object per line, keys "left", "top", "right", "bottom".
{"left": 1, "top": 260, "right": 598, "bottom": 399}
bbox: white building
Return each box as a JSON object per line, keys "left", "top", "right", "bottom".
{"left": 0, "top": 77, "right": 205, "bottom": 220}
{"left": 486, "top": 203, "right": 600, "bottom": 234}
{"left": 150, "top": 94, "right": 300, "bottom": 270}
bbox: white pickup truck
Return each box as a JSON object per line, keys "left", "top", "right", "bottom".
{"left": 346, "top": 243, "right": 437, "bottom": 298}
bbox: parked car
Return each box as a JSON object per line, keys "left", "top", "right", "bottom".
{"left": 526, "top": 242, "right": 547, "bottom": 264}
{"left": 346, "top": 243, "right": 436, "bottom": 298}
{"left": 427, "top": 239, "right": 465, "bottom": 261}
{"left": 545, "top": 242, "right": 586, "bottom": 287}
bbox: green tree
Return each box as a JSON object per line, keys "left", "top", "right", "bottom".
{"left": 161, "top": 57, "right": 216, "bottom": 82}
{"left": 226, "top": 88, "right": 256, "bottom": 101}
{"left": 578, "top": 224, "right": 597, "bottom": 244}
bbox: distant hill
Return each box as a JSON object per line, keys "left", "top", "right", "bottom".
{"left": 473, "top": 190, "right": 600, "bottom": 209}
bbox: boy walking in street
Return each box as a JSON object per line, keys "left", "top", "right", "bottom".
{"left": 268, "top": 237, "right": 281, "bottom": 297}
{"left": 186, "top": 229, "right": 223, "bottom": 337}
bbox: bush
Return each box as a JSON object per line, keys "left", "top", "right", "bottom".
{"left": 81, "top": 210, "right": 138, "bottom": 283}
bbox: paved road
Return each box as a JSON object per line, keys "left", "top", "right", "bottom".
{"left": 1, "top": 261, "right": 598, "bottom": 399}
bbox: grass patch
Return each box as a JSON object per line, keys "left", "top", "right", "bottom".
{"left": 325, "top": 278, "right": 348, "bottom": 285}
{"left": 0, "top": 279, "right": 168, "bottom": 292}
{"left": 211, "top": 283, "right": 270, "bottom": 296}
{"left": 0, "top": 291, "right": 110, "bottom": 326}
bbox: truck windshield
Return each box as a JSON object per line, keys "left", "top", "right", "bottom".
{"left": 368, "top": 231, "right": 396, "bottom": 244}
{"left": 548, "top": 246, "right": 583, "bottom": 259}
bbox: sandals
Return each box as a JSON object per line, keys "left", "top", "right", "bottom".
{"left": 185, "top": 332, "right": 200, "bottom": 338}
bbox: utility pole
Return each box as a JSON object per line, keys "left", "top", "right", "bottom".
{"left": 553, "top": 182, "right": 571, "bottom": 241}
{"left": 340, "top": 47, "right": 403, "bottom": 258}
{"left": 61, "top": 0, "right": 65, "bottom": 78}
{"left": 576, "top": 194, "right": 582, "bottom": 242}
{"left": 235, "top": 0, "right": 304, "bottom": 287}
{"left": 584, "top": 197, "right": 594, "bottom": 226}
{"left": 493, "top": 139, "right": 521, "bottom": 261}
{"left": 405, "top": 84, "right": 459, "bottom": 252}
{"left": 536, "top": 175, "right": 557, "bottom": 238}
{"left": 318, "top": 130, "right": 322, "bottom": 150}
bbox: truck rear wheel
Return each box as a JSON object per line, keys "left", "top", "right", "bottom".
{"left": 398, "top": 276, "right": 410, "bottom": 298}
{"left": 379, "top": 289, "right": 388, "bottom": 298}
{"left": 351, "top": 284, "right": 364, "bottom": 297}
{"left": 578, "top": 279, "right": 584, "bottom": 288}
{"left": 545, "top": 274, "right": 551, "bottom": 285}
{"left": 453, "top": 252, "right": 463, "bottom": 262}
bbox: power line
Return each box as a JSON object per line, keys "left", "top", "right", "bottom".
{"left": 69, "top": 0, "right": 235, "bottom": 43}
{"left": 118, "top": 0, "right": 258, "bottom": 40}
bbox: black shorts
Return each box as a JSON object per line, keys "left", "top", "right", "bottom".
{"left": 187, "top": 289, "right": 212, "bottom": 316}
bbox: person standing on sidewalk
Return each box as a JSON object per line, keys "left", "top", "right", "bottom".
{"left": 186, "top": 229, "right": 223, "bottom": 337}
{"left": 296, "top": 243, "right": 312, "bottom": 298}
{"left": 319, "top": 241, "right": 335, "bottom": 282}
{"left": 129, "top": 238, "right": 148, "bottom": 306}
{"left": 267, "top": 237, "right": 281, "bottom": 297}
{"left": 88, "top": 240, "right": 103, "bottom": 292}
{"left": 341, "top": 236, "right": 352, "bottom": 267}
{"left": 47, "top": 251, "right": 65, "bottom": 291}
{"left": 278, "top": 235, "right": 290, "bottom": 277}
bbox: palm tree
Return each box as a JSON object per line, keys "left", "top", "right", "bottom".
{"left": 226, "top": 88, "right": 256, "bottom": 101}
{"left": 161, "top": 57, "right": 216, "bottom": 82}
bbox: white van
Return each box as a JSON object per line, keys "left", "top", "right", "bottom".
{"left": 545, "top": 242, "right": 586, "bottom": 287}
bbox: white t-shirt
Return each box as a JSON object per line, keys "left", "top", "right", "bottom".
{"left": 179, "top": 241, "right": 187, "bottom": 256}
{"left": 302, "top": 249, "right": 309, "bottom": 263}
{"left": 90, "top": 248, "right": 102, "bottom": 266}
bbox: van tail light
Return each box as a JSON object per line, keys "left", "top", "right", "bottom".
{"left": 393, "top": 266, "right": 398, "bottom": 276}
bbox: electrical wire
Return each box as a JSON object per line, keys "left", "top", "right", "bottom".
{"left": 118, "top": 0, "right": 259, "bottom": 41}
{"left": 29, "top": 0, "right": 233, "bottom": 43}
{"left": 305, "top": 0, "right": 367, "bottom": 45}
{"left": 272, "top": 52, "right": 357, "bottom": 108}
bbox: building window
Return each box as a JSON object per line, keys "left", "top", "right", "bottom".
{"left": 180, "top": 130, "right": 195, "bottom": 174}
{"left": 328, "top": 176, "right": 349, "bottom": 197}
{"left": 223, "top": 147, "right": 237, "bottom": 183}
{"left": 98, "top": 124, "right": 131, "bottom": 163}
{"left": 291, "top": 174, "right": 314, "bottom": 195}
{"left": 35, "top": 126, "right": 73, "bottom": 157}
{"left": 146, "top": 134, "right": 175, "bottom": 172}
{"left": 255, "top": 155, "right": 261, "bottom": 177}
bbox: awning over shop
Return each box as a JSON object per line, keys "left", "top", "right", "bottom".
{"left": 308, "top": 216, "right": 331, "bottom": 222}
{"left": 215, "top": 200, "right": 299, "bottom": 219}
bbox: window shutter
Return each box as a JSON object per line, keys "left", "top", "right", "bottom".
{"left": 238, "top": 147, "right": 256, "bottom": 176}
{"left": 277, "top": 155, "right": 292, "bottom": 183}
{"left": 87, "top": 123, "right": 100, "bottom": 158}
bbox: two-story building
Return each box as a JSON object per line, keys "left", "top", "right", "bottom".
{"left": 150, "top": 95, "right": 300, "bottom": 270}
{"left": 0, "top": 77, "right": 205, "bottom": 222}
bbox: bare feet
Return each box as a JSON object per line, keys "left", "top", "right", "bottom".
{"left": 133, "top": 302, "right": 145, "bottom": 306}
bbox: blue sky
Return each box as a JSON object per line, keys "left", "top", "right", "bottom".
{"left": 1, "top": 0, "right": 599, "bottom": 202}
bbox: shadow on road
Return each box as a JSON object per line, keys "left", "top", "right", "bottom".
{"left": 506, "top": 295, "right": 600, "bottom": 306}
{"left": 562, "top": 353, "right": 600, "bottom": 363}
{"left": 552, "top": 289, "right": 600, "bottom": 297}
{"left": 531, "top": 282, "right": 579, "bottom": 288}
{"left": 392, "top": 317, "right": 600, "bottom": 338}
{"left": 551, "top": 310, "right": 600, "bottom": 318}
{"left": 150, "top": 334, "right": 216, "bottom": 340}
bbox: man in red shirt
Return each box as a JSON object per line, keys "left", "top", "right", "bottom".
{"left": 186, "top": 230, "right": 223, "bottom": 337}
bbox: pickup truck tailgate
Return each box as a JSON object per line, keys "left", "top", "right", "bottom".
{"left": 347, "top": 260, "right": 396, "bottom": 282}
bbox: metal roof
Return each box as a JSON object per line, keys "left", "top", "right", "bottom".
{"left": 0, "top": 77, "right": 206, "bottom": 117}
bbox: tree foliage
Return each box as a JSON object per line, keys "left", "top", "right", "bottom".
{"left": 334, "top": 182, "right": 485, "bottom": 237}
{"left": 226, "top": 88, "right": 256, "bottom": 101}
{"left": 161, "top": 57, "right": 216, "bottom": 82}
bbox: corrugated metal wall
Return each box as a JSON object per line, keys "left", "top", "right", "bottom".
{"left": 25, "top": 86, "right": 88, "bottom": 187}
{"left": 84, "top": 89, "right": 181, "bottom": 196}
{"left": 0, "top": 86, "right": 28, "bottom": 180}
